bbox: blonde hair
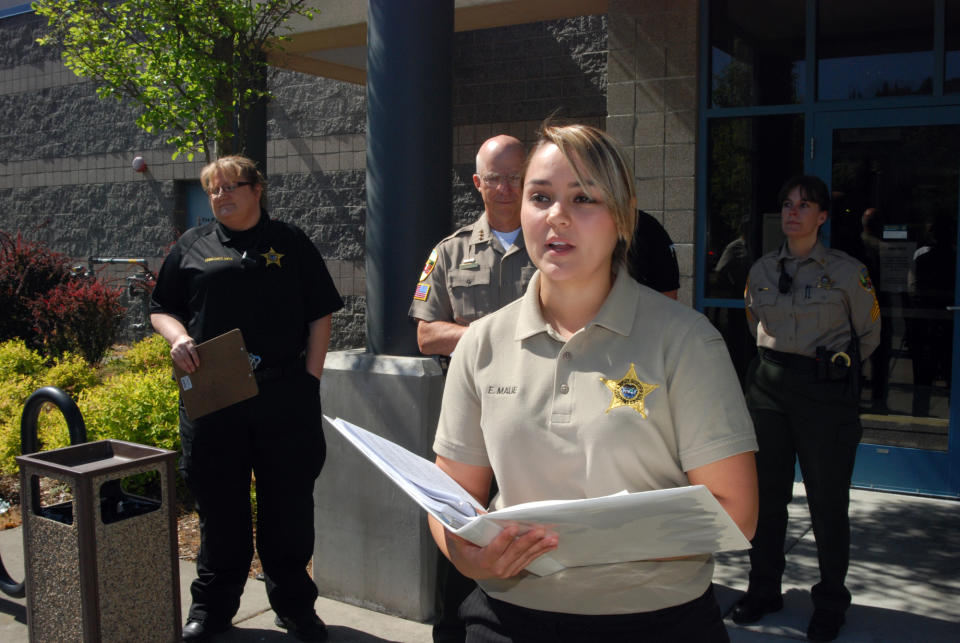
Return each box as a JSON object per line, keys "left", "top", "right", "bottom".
{"left": 526, "top": 123, "right": 636, "bottom": 265}
{"left": 200, "top": 155, "right": 266, "bottom": 205}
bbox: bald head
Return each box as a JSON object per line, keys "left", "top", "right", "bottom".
{"left": 475, "top": 135, "right": 524, "bottom": 175}
{"left": 473, "top": 135, "right": 525, "bottom": 231}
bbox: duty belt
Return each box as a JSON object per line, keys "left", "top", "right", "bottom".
{"left": 759, "top": 347, "right": 852, "bottom": 381}
{"left": 254, "top": 356, "right": 306, "bottom": 384}
{"left": 759, "top": 347, "right": 816, "bottom": 370}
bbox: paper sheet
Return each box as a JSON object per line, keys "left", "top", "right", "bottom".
{"left": 324, "top": 416, "right": 750, "bottom": 576}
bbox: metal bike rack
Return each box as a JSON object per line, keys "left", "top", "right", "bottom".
{"left": 0, "top": 386, "right": 87, "bottom": 599}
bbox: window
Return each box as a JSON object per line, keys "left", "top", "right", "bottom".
{"left": 817, "top": 0, "right": 935, "bottom": 100}
{"left": 705, "top": 115, "right": 804, "bottom": 300}
{"left": 709, "top": 0, "right": 805, "bottom": 107}
{"left": 947, "top": 0, "right": 960, "bottom": 93}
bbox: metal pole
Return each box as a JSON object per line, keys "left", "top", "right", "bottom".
{"left": 365, "top": 0, "right": 453, "bottom": 355}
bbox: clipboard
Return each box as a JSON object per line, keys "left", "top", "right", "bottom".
{"left": 173, "top": 328, "right": 259, "bottom": 419}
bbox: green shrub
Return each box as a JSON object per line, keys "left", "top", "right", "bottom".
{"left": 0, "top": 339, "right": 45, "bottom": 380}
{"left": 0, "top": 341, "right": 45, "bottom": 473}
{"left": 46, "top": 352, "right": 100, "bottom": 396}
{"left": 80, "top": 369, "right": 179, "bottom": 451}
{"left": 0, "top": 377, "right": 42, "bottom": 475}
{"left": 0, "top": 340, "right": 180, "bottom": 477}
{"left": 113, "top": 334, "right": 171, "bottom": 374}
{"left": 34, "top": 404, "right": 74, "bottom": 455}
{"left": 15, "top": 353, "right": 103, "bottom": 463}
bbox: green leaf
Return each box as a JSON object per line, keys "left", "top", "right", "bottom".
{"left": 34, "top": 0, "right": 314, "bottom": 159}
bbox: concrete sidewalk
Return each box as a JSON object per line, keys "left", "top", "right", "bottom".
{"left": 1, "top": 483, "right": 957, "bottom": 642}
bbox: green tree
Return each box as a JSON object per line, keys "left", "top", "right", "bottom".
{"left": 33, "top": 0, "right": 314, "bottom": 161}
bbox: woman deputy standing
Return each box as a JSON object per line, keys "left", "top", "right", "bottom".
{"left": 733, "top": 175, "right": 881, "bottom": 642}
{"left": 428, "top": 123, "right": 759, "bottom": 642}
{"left": 151, "top": 156, "right": 342, "bottom": 642}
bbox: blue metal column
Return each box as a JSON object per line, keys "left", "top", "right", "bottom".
{"left": 366, "top": 0, "right": 453, "bottom": 355}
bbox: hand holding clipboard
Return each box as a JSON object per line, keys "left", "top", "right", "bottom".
{"left": 173, "top": 329, "right": 259, "bottom": 419}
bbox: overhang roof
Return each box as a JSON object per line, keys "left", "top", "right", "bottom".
{"left": 268, "top": 0, "right": 607, "bottom": 84}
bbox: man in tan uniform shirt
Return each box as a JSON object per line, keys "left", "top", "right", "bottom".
{"left": 409, "top": 135, "right": 534, "bottom": 642}
{"left": 409, "top": 135, "right": 535, "bottom": 356}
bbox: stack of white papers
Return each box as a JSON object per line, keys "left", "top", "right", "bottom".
{"left": 324, "top": 416, "right": 750, "bottom": 577}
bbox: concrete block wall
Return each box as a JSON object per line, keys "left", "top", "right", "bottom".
{"left": 263, "top": 67, "right": 368, "bottom": 350}
{"left": 0, "top": 12, "right": 369, "bottom": 349}
{"left": 449, "top": 16, "right": 608, "bottom": 231}
{"left": 607, "top": 0, "right": 699, "bottom": 305}
{"left": 0, "top": 11, "right": 611, "bottom": 350}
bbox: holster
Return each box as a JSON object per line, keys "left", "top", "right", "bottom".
{"left": 815, "top": 315, "right": 862, "bottom": 400}
{"left": 815, "top": 346, "right": 850, "bottom": 381}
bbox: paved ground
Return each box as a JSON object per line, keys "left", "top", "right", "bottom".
{"left": 1, "top": 483, "right": 957, "bottom": 642}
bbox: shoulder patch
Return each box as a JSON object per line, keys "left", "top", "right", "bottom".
{"left": 859, "top": 267, "right": 880, "bottom": 322}
{"left": 414, "top": 283, "right": 430, "bottom": 301}
{"left": 419, "top": 248, "right": 439, "bottom": 282}
{"left": 858, "top": 267, "right": 875, "bottom": 293}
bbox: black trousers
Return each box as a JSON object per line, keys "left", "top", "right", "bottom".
{"left": 433, "top": 555, "right": 477, "bottom": 642}
{"left": 179, "top": 372, "right": 326, "bottom": 623}
{"left": 744, "top": 354, "right": 861, "bottom": 614}
{"left": 434, "top": 477, "right": 496, "bottom": 643}
{"left": 458, "top": 585, "right": 729, "bottom": 643}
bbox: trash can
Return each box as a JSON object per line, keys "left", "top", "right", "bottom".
{"left": 17, "top": 439, "right": 180, "bottom": 642}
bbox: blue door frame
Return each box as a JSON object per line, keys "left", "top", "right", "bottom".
{"left": 813, "top": 106, "right": 960, "bottom": 497}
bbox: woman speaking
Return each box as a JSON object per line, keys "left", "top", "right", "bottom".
{"left": 428, "top": 123, "right": 758, "bottom": 642}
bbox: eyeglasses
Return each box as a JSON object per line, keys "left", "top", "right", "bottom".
{"left": 480, "top": 173, "right": 522, "bottom": 188}
{"left": 206, "top": 181, "right": 252, "bottom": 197}
{"left": 778, "top": 259, "right": 793, "bottom": 294}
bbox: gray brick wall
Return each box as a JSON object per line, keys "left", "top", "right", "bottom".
{"left": 607, "top": 0, "right": 699, "bottom": 306}
{"left": 0, "top": 11, "right": 611, "bottom": 352}
{"left": 453, "top": 16, "right": 607, "bottom": 126}
{"left": 450, "top": 16, "right": 608, "bottom": 231}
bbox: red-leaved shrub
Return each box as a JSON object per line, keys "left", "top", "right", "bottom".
{"left": 30, "top": 278, "right": 125, "bottom": 364}
{"left": 0, "top": 232, "right": 69, "bottom": 344}
{"left": 1, "top": 231, "right": 125, "bottom": 363}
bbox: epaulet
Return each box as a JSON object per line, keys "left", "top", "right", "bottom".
{"left": 177, "top": 221, "right": 216, "bottom": 250}
{"left": 436, "top": 221, "right": 475, "bottom": 245}
{"left": 824, "top": 247, "right": 864, "bottom": 270}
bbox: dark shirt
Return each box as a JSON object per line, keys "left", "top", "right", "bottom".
{"left": 151, "top": 211, "right": 343, "bottom": 367}
{"left": 626, "top": 210, "right": 680, "bottom": 292}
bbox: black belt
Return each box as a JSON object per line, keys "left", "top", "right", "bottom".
{"left": 759, "top": 347, "right": 817, "bottom": 370}
{"left": 254, "top": 357, "right": 306, "bottom": 384}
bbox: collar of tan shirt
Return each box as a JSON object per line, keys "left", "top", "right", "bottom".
{"left": 514, "top": 270, "right": 639, "bottom": 342}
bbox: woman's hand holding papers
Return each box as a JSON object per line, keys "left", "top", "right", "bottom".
{"left": 437, "top": 522, "right": 559, "bottom": 580}
{"left": 429, "top": 455, "right": 558, "bottom": 579}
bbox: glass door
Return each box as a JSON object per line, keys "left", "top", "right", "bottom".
{"left": 815, "top": 108, "right": 960, "bottom": 496}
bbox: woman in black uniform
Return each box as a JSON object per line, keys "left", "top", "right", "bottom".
{"left": 151, "top": 155, "right": 342, "bottom": 642}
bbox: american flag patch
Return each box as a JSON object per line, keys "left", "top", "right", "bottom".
{"left": 414, "top": 283, "right": 430, "bottom": 301}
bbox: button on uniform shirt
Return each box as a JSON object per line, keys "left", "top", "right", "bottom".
{"left": 409, "top": 213, "right": 535, "bottom": 325}
{"left": 150, "top": 212, "right": 343, "bottom": 366}
{"left": 745, "top": 242, "right": 881, "bottom": 360}
{"left": 434, "top": 271, "right": 757, "bottom": 615}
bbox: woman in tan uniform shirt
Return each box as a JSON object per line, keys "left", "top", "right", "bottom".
{"left": 735, "top": 175, "right": 881, "bottom": 642}
{"left": 428, "top": 123, "right": 759, "bottom": 642}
